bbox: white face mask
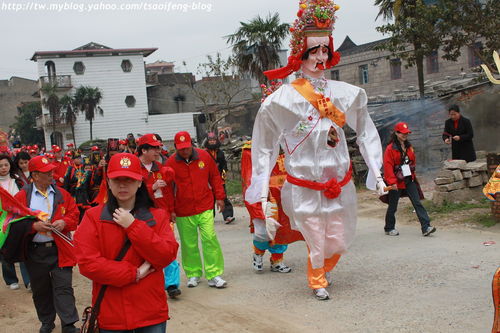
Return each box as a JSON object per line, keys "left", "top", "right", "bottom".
{"left": 301, "top": 36, "right": 330, "bottom": 79}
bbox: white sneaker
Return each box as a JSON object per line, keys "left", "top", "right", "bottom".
{"left": 385, "top": 229, "right": 400, "bottom": 236}
{"left": 313, "top": 288, "right": 329, "bottom": 300}
{"left": 207, "top": 276, "right": 227, "bottom": 288}
{"left": 186, "top": 277, "right": 200, "bottom": 288}
{"left": 9, "top": 283, "right": 19, "bottom": 290}
{"left": 252, "top": 254, "right": 264, "bottom": 273}
{"left": 325, "top": 272, "right": 333, "bottom": 286}
{"left": 270, "top": 262, "right": 292, "bottom": 273}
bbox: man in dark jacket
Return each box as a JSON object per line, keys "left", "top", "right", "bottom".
{"left": 442, "top": 104, "right": 476, "bottom": 162}
{"left": 204, "top": 132, "right": 235, "bottom": 224}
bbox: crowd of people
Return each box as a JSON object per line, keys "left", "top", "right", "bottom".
{"left": 0, "top": 130, "right": 237, "bottom": 332}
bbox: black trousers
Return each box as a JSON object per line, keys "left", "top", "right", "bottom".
{"left": 214, "top": 184, "right": 234, "bottom": 220}
{"left": 384, "top": 180, "right": 431, "bottom": 233}
{"left": 25, "top": 243, "right": 79, "bottom": 327}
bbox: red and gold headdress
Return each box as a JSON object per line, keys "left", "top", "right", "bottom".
{"left": 264, "top": 0, "right": 341, "bottom": 80}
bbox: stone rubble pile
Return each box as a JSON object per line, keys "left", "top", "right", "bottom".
{"left": 432, "top": 159, "right": 489, "bottom": 205}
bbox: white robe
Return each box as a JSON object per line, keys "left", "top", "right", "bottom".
{"left": 246, "top": 79, "right": 383, "bottom": 269}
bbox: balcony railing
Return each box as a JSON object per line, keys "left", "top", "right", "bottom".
{"left": 35, "top": 114, "right": 68, "bottom": 129}
{"left": 39, "top": 75, "right": 72, "bottom": 89}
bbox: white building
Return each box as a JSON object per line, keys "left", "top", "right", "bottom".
{"left": 31, "top": 42, "right": 197, "bottom": 147}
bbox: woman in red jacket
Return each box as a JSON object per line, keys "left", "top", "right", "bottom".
{"left": 74, "top": 153, "right": 178, "bottom": 332}
{"left": 383, "top": 122, "right": 436, "bottom": 237}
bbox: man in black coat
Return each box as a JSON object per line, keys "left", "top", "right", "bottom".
{"left": 442, "top": 104, "right": 476, "bottom": 162}
{"left": 204, "top": 132, "right": 235, "bottom": 224}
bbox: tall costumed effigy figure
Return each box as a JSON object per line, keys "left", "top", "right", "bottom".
{"left": 246, "top": 0, "right": 388, "bottom": 300}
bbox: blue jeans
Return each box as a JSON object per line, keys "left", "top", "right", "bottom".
{"left": 384, "top": 180, "right": 431, "bottom": 233}
{"left": 100, "top": 321, "right": 166, "bottom": 333}
{"left": 1, "top": 259, "right": 30, "bottom": 287}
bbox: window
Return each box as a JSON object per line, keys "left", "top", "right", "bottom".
{"left": 121, "top": 60, "right": 133, "bottom": 72}
{"left": 359, "top": 65, "right": 368, "bottom": 84}
{"left": 73, "top": 61, "right": 85, "bottom": 75}
{"left": 468, "top": 42, "right": 483, "bottom": 68}
{"left": 331, "top": 70, "right": 340, "bottom": 81}
{"left": 45, "top": 61, "right": 56, "bottom": 78}
{"left": 125, "top": 95, "right": 136, "bottom": 107}
{"left": 390, "top": 59, "right": 402, "bottom": 80}
{"left": 426, "top": 51, "right": 439, "bottom": 74}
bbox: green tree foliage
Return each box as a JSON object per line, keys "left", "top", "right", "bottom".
{"left": 40, "top": 82, "right": 61, "bottom": 136}
{"left": 437, "top": 0, "right": 500, "bottom": 72}
{"left": 375, "top": 0, "right": 500, "bottom": 97}
{"left": 225, "top": 13, "right": 290, "bottom": 84}
{"left": 12, "top": 101, "right": 44, "bottom": 145}
{"left": 60, "top": 94, "right": 77, "bottom": 147}
{"left": 74, "top": 86, "right": 103, "bottom": 141}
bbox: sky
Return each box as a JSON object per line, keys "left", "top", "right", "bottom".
{"left": 0, "top": 0, "right": 387, "bottom": 80}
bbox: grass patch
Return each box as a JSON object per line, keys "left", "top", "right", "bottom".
{"left": 225, "top": 179, "right": 242, "bottom": 197}
{"left": 468, "top": 213, "right": 498, "bottom": 227}
{"left": 421, "top": 199, "right": 490, "bottom": 215}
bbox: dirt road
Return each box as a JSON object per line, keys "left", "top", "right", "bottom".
{"left": 1, "top": 192, "right": 499, "bottom": 333}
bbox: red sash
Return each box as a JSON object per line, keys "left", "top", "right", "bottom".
{"left": 286, "top": 164, "right": 353, "bottom": 199}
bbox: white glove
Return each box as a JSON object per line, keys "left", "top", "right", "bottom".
{"left": 376, "top": 176, "right": 388, "bottom": 196}
{"left": 263, "top": 201, "right": 281, "bottom": 241}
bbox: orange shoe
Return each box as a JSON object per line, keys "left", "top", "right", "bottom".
{"left": 493, "top": 267, "right": 500, "bottom": 333}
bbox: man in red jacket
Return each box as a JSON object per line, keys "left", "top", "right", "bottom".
{"left": 166, "top": 131, "right": 228, "bottom": 289}
{"left": 15, "top": 156, "right": 80, "bottom": 333}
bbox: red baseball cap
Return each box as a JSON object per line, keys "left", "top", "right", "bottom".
{"left": 107, "top": 153, "right": 143, "bottom": 181}
{"left": 90, "top": 145, "right": 100, "bottom": 151}
{"left": 29, "top": 156, "right": 56, "bottom": 172}
{"left": 119, "top": 139, "right": 127, "bottom": 145}
{"left": 51, "top": 145, "right": 62, "bottom": 153}
{"left": 394, "top": 122, "right": 412, "bottom": 134}
{"left": 174, "top": 131, "right": 192, "bottom": 149}
{"left": 137, "top": 133, "right": 162, "bottom": 147}
{"left": 66, "top": 143, "right": 74, "bottom": 147}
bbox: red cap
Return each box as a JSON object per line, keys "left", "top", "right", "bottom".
{"left": 394, "top": 122, "right": 412, "bottom": 134}
{"left": 107, "top": 153, "right": 143, "bottom": 181}
{"left": 65, "top": 151, "right": 72, "bottom": 156}
{"left": 66, "top": 143, "right": 74, "bottom": 147}
{"left": 29, "top": 156, "right": 56, "bottom": 172}
{"left": 91, "top": 145, "right": 100, "bottom": 151}
{"left": 137, "top": 133, "right": 162, "bottom": 147}
{"left": 29, "top": 149, "right": 36, "bottom": 154}
{"left": 33, "top": 144, "right": 38, "bottom": 150}
{"left": 51, "top": 145, "right": 62, "bottom": 152}
{"left": 174, "top": 131, "right": 192, "bottom": 149}
{"left": 119, "top": 139, "right": 127, "bottom": 145}
{"left": 0, "top": 146, "right": 9, "bottom": 153}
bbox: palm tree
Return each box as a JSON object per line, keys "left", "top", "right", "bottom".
{"left": 225, "top": 13, "right": 290, "bottom": 84}
{"left": 40, "top": 83, "right": 61, "bottom": 143}
{"left": 74, "top": 86, "right": 103, "bottom": 141}
{"left": 60, "top": 94, "right": 77, "bottom": 147}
